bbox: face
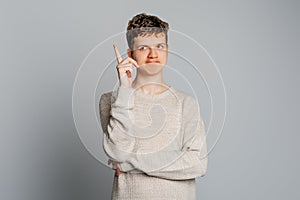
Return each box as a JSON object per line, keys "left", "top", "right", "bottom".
{"left": 128, "top": 32, "right": 168, "bottom": 76}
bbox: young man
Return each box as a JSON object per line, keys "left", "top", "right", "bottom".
{"left": 99, "top": 13, "right": 208, "bottom": 200}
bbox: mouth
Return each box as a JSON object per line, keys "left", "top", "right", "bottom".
{"left": 146, "top": 61, "right": 160, "bottom": 64}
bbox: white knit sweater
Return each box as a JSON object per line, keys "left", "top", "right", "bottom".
{"left": 99, "top": 86, "right": 208, "bottom": 200}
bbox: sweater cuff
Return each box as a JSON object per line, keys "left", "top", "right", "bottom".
{"left": 120, "top": 162, "right": 135, "bottom": 172}
{"left": 112, "top": 86, "right": 135, "bottom": 108}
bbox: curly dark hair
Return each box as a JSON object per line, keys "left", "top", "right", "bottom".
{"left": 126, "top": 13, "right": 169, "bottom": 50}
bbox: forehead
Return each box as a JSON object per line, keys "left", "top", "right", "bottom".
{"left": 133, "top": 32, "right": 166, "bottom": 47}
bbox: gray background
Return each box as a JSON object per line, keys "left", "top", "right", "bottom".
{"left": 1, "top": 0, "right": 299, "bottom": 200}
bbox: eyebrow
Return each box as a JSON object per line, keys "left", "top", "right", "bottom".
{"left": 136, "top": 43, "right": 167, "bottom": 48}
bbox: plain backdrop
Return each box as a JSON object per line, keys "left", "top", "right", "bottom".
{"left": 1, "top": 0, "right": 299, "bottom": 200}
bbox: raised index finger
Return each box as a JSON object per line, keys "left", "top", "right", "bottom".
{"left": 113, "top": 44, "right": 122, "bottom": 64}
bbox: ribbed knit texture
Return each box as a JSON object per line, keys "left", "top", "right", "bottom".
{"left": 99, "top": 86, "right": 208, "bottom": 200}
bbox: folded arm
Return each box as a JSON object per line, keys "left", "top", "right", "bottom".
{"left": 119, "top": 95, "right": 208, "bottom": 180}
{"left": 100, "top": 89, "right": 208, "bottom": 179}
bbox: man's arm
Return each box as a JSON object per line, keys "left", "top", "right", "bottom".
{"left": 145, "top": 117, "right": 208, "bottom": 180}
{"left": 100, "top": 86, "right": 136, "bottom": 166}
{"left": 118, "top": 96, "right": 208, "bottom": 179}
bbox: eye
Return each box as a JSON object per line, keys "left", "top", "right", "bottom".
{"left": 139, "top": 46, "right": 148, "bottom": 51}
{"left": 157, "top": 44, "right": 166, "bottom": 49}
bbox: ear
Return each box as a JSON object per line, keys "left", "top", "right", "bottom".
{"left": 127, "top": 49, "right": 133, "bottom": 58}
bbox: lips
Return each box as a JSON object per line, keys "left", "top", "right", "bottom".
{"left": 146, "top": 61, "right": 160, "bottom": 63}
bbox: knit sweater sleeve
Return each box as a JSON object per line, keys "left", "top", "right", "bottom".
{"left": 145, "top": 96, "right": 208, "bottom": 180}
{"left": 100, "top": 86, "right": 136, "bottom": 168}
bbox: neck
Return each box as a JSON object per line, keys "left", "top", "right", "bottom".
{"left": 132, "top": 74, "right": 169, "bottom": 95}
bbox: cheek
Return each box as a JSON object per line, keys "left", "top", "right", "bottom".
{"left": 133, "top": 53, "right": 147, "bottom": 64}
{"left": 160, "top": 52, "right": 168, "bottom": 62}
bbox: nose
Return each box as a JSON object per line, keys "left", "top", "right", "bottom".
{"left": 148, "top": 47, "right": 158, "bottom": 58}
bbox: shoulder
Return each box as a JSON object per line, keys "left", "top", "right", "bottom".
{"left": 99, "top": 91, "right": 115, "bottom": 115}
{"left": 171, "top": 88, "right": 201, "bottom": 119}
{"left": 100, "top": 91, "right": 113, "bottom": 104}
{"left": 100, "top": 90, "right": 119, "bottom": 106}
{"left": 171, "top": 88, "right": 198, "bottom": 107}
{"left": 99, "top": 91, "right": 114, "bottom": 131}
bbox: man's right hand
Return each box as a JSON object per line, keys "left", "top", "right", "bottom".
{"left": 108, "top": 159, "right": 123, "bottom": 177}
{"left": 113, "top": 44, "right": 139, "bottom": 88}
